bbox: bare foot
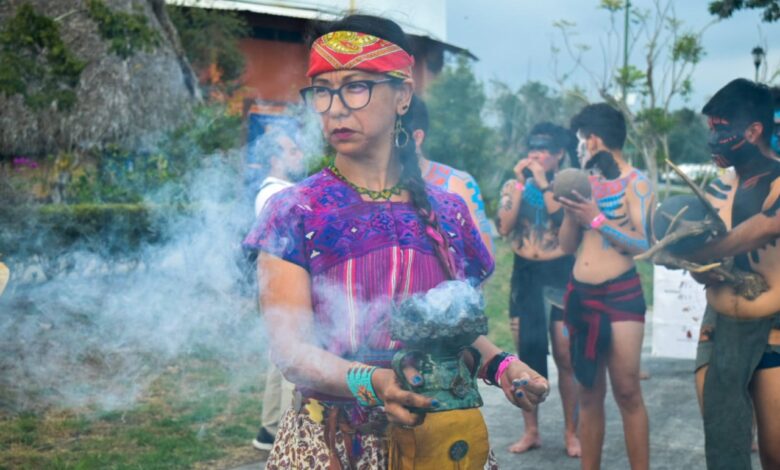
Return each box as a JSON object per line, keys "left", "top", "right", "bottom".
{"left": 508, "top": 433, "right": 541, "bottom": 453}
{"left": 564, "top": 432, "right": 581, "bottom": 458}
{"left": 639, "top": 370, "right": 650, "bottom": 380}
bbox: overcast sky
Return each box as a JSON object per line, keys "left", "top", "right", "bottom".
{"left": 446, "top": 0, "right": 779, "bottom": 110}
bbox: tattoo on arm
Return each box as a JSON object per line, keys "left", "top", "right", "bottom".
{"left": 499, "top": 180, "right": 520, "bottom": 212}
{"left": 501, "top": 195, "right": 513, "bottom": 211}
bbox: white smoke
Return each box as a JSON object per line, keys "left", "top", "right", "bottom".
{"left": 0, "top": 106, "right": 325, "bottom": 412}
{"left": 403, "top": 280, "right": 484, "bottom": 326}
{"left": 0, "top": 155, "right": 263, "bottom": 410}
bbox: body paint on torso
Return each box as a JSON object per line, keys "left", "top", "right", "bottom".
{"left": 731, "top": 159, "right": 780, "bottom": 270}
{"left": 514, "top": 178, "right": 563, "bottom": 252}
{"left": 589, "top": 170, "right": 649, "bottom": 252}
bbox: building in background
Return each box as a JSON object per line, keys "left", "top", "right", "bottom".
{"left": 167, "top": 0, "right": 473, "bottom": 200}
{"left": 167, "top": 0, "right": 472, "bottom": 108}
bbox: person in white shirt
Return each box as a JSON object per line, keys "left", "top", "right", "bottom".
{"left": 253, "top": 128, "right": 305, "bottom": 217}
{"left": 250, "top": 126, "right": 306, "bottom": 451}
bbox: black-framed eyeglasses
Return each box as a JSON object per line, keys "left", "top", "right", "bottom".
{"left": 299, "top": 79, "right": 395, "bottom": 113}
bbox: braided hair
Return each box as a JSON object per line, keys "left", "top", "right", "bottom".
{"left": 401, "top": 96, "right": 457, "bottom": 278}
{"left": 313, "top": 15, "right": 457, "bottom": 279}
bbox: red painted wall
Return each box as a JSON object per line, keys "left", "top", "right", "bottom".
{"left": 238, "top": 38, "right": 310, "bottom": 103}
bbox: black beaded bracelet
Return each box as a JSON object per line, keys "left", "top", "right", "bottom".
{"left": 484, "top": 352, "right": 511, "bottom": 387}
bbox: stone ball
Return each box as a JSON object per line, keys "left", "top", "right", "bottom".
{"left": 553, "top": 169, "right": 592, "bottom": 201}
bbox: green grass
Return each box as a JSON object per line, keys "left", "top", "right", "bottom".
{"left": 483, "top": 240, "right": 515, "bottom": 352}
{"left": 0, "top": 357, "right": 265, "bottom": 469}
{"left": 636, "top": 260, "right": 654, "bottom": 306}
{"left": 0, "top": 239, "right": 654, "bottom": 468}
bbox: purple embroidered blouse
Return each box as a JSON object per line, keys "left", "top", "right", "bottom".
{"left": 243, "top": 168, "right": 494, "bottom": 357}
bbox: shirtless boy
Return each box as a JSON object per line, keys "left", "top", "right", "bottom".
{"left": 689, "top": 79, "right": 780, "bottom": 470}
{"left": 558, "top": 103, "right": 653, "bottom": 470}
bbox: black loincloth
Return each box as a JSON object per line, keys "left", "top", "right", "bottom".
{"left": 563, "top": 268, "right": 646, "bottom": 388}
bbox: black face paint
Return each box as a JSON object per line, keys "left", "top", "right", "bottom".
{"left": 707, "top": 117, "right": 755, "bottom": 169}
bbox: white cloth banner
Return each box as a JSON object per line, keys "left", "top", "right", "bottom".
{"left": 652, "top": 266, "right": 708, "bottom": 359}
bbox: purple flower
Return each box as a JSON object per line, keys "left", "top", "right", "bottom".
{"left": 12, "top": 157, "right": 39, "bottom": 169}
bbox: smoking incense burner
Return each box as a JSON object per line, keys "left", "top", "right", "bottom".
{"left": 390, "top": 282, "right": 487, "bottom": 412}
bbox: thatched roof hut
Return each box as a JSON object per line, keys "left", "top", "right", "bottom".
{"left": 0, "top": 0, "right": 201, "bottom": 157}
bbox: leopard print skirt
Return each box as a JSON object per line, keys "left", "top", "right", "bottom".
{"left": 265, "top": 408, "right": 500, "bottom": 469}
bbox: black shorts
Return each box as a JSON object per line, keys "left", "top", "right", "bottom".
{"left": 509, "top": 255, "right": 574, "bottom": 379}
{"left": 696, "top": 306, "right": 780, "bottom": 371}
{"left": 509, "top": 255, "right": 574, "bottom": 319}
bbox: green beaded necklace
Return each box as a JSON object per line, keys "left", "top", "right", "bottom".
{"left": 328, "top": 164, "right": 404, "bottom": 201}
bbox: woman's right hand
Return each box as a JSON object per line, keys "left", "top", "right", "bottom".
{"left": 371, "top": 368, "right": 436, "bottom": 427}
{"left": 500, "top": 360, "right": 549, "bottom": 411}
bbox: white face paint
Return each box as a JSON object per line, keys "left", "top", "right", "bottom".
{"left": 576, "top": 131, "right": 591, "bottom": 167}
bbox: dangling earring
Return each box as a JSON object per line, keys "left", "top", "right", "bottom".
{"left": 394, "top": 116, "right": 410, "bottom": 148}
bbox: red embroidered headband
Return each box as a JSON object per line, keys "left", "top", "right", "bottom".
{"left": 307, "top": 31, "right": 415, "bottom": 80}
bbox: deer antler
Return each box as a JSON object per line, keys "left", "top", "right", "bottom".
{"left": 635, "top": 206, "right": 722, "bottom": 261}
{"left": 639, "top": 161, "right": 769, "bottom": 301}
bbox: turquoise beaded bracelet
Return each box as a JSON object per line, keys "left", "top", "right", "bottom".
{"left": 346, "top": 363, "right": 383, "bottom": 407}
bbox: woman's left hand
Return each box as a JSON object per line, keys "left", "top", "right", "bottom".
{"left": 499, "top": 360, "right": 549, "bottom": 411}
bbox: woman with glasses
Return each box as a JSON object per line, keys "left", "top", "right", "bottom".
{"left": 244, "top": 14, "right": 549, "bottom": 469}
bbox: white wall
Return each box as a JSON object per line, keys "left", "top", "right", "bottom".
{"left": 167, "top": 0, "right": 448, "bottom": 42}
{"left": 652, "top": 266, "right": 707, "bottom": 360}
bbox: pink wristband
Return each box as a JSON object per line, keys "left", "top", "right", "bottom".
{"left": 515, "top": 182, "right": 525, "bottom": 192}
{"left": 495, "top": 354, "right": 518, "bottom": 386}
{"left": 590, "top": 213, "right": 607, "bottom": 229}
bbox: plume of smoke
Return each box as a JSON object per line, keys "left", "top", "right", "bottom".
{"left": 0, "top": 106, "right": 325, "bottom": 412}
{"left": 1, "top": 156, "right": 255, "bottom": 410}
{"left": 403, "top": 280, "right": 484, "bottom": 326}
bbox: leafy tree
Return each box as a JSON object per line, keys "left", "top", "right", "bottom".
{"left": 667, "top": 108, "right": 710, "bottom": 164}
{"left": 0, "top": 1, "right": 168, "bottom": 111}
{"left": 491, "top": 80, "right": 583, "bottom": 179}
{"left": 0, "top": 3, "right": 86, "bottom": 110}
{"left": 86, "top": 0, "right": 161, "bottom": 58}
{"left": 167, "top": 5, "right": 247, "bottom": 83}
{"left": 709, "top": 0, "right": 780, "bottom": 22}
{"left": 552, "top": 0, "right": 707, "bottom": 184}
{"left": 423, "top": 55, "right": 498, "bottom": 193}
